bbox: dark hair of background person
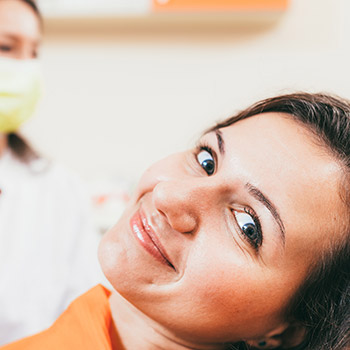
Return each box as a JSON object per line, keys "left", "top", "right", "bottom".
{"left": 6, "top": 0, "right": 42, "bottom": 163}
{"left": 208, "top": 93, "right": 350, "bottom": 350}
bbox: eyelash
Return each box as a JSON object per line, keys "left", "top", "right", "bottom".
{"left": 196, "top": 141, "right": 214, "bottom": 154}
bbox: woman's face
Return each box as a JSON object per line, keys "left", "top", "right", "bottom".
{"left": 99, "top": 113, "right": 345, "bottom": 345}
{"left": 0, "top": 0, "right": 41, "bottom": 60}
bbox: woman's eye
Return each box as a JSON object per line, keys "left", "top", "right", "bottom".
{"left": 234, "top": 211, "right": 262, "bottom": 249}
{"left": 197, "top": 149, "right": 215, "bottom": 175}
{"left": 0, "top": 45, "right": 12, "bottom": 52}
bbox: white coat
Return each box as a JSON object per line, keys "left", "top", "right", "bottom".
{"left": 0, "top": 151, "right": 104, "bottom": 345}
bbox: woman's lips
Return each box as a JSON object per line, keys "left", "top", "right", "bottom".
{"left": 130, "top": 210, "right": 175, "bottom": 270}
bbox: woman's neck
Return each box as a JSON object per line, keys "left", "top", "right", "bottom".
{"left": 0, "top": 133, "right": 8, "bottom": 157}
{"left": 108, "top": 291, "right": 225, "bottom": 350}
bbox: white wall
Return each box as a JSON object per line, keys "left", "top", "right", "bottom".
{"left": 22, "top": 0, "right": 348, "bottom": 184}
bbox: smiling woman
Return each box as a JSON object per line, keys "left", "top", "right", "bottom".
{"left": 2, "top": 93, "right": 350, "bottom": 350}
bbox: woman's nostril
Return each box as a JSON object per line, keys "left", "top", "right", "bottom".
{"left": 165, "top": 209, "right": 197, "bottom": 234}
{"left": 155, "top": 207, "right": 167, "bottom": 220}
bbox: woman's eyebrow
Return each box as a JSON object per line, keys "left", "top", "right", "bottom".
{"left": 246, "top": 183, "right": 286, "bottom": 247}
{"left": 215, "top": 130, "right": 225, "bottom": 154}
{"left": 0, "top": 33, "right": 16, "bottom": 40}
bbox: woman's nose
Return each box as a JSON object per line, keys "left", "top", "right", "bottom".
{"left": 152, "top": 179, "right": 217, "bottom": 234}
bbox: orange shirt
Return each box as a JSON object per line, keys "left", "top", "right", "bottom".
{"left": 1, "top": 285, "right": 122, "bottom": 350}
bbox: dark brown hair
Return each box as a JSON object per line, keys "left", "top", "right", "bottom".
{"left": 213, "top": 93, "right": 350, "bottom": 350}
{"left": 4, "top": 0, "right": 42, "bottom": 163}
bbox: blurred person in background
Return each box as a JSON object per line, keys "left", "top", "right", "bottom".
{"left": 0, "top": 0, "right": 102, "bottom": 344}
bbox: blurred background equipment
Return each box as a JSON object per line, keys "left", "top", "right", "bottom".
{"left": 38, "top": 0, "right": 287, "bottom": 17}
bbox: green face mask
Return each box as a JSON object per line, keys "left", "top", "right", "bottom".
{"left": 0, "top": 57, "right": 42, "bottom": 133}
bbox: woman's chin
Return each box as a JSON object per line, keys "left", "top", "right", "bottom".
{"left": 98, "top": 219, "right": 134, "bottom": 291}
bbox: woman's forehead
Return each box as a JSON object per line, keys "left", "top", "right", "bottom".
{"left": 0, "top": 0, "right": 41, "bottom": 41}
{"left": 215, "top": 112, "right": 335, "bottom": 165}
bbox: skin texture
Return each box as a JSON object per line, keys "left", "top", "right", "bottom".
{"left": 99, "top": 113, "right": 346, "bottom": 349}
{"left": 0, "top": 0, "right": 41, "bottom": 156}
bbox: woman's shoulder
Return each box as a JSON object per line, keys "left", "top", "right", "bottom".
{"left": 0, "top": 285, "right": 113, "bottom": 350}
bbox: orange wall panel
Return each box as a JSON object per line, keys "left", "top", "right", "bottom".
{"left": 153, "top": 0, "right": 288, "bottom": 12}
